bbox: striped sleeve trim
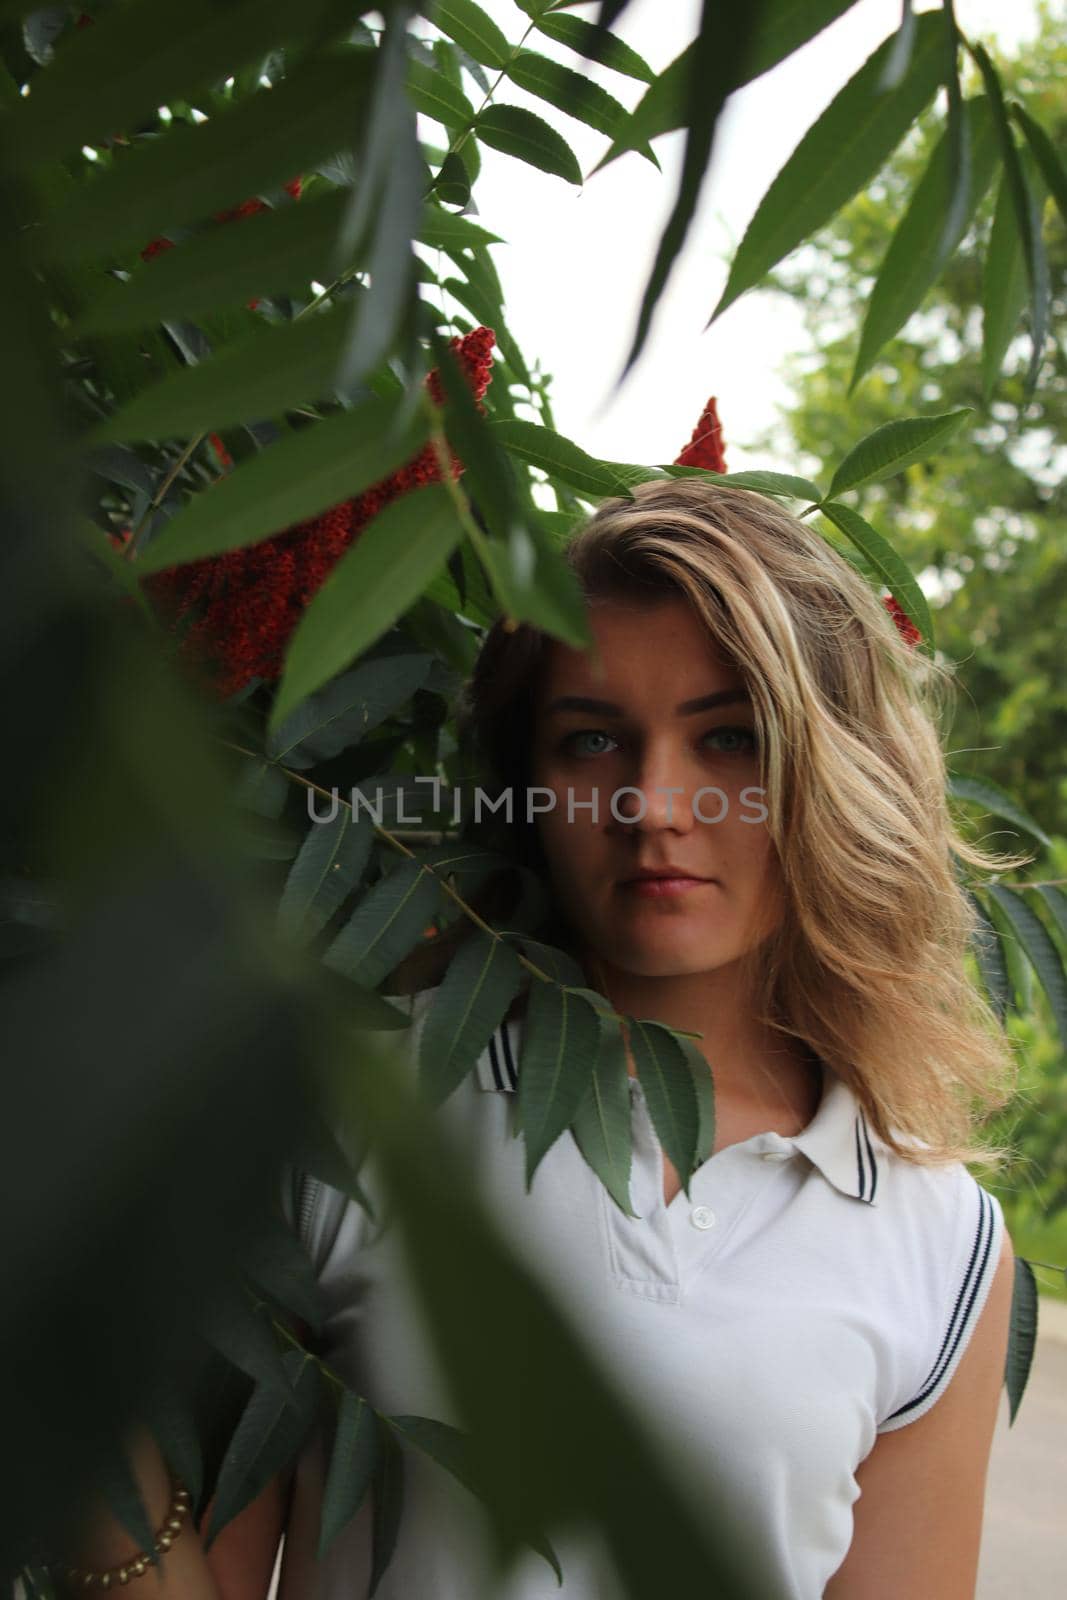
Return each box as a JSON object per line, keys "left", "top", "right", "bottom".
{"left": 877, "top": 1179, "right": 1003, "bottom": 1432}
{"left": 474, "top": 1020, "right": 519, "bottom": 1092}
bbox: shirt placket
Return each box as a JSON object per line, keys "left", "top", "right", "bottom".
{"left": 600, "top": 1080, "right": 800, "bottom": 1292}
{"left": 598, "top": 1082, "right": 683, "bottom": 1302}
{"left": 669, "top": 1128, "right": 794, "bottom": 1277}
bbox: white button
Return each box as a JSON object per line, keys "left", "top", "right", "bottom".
{"left": 690, "top": 1205, "right": 716, "bottom": 1230}
{"left": 761, "top": 1150, "right": 791, "bottom": 1162}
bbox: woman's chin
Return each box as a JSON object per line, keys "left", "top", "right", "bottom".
{"left": 589, "top": 933, "right": 737, "bottom": 982}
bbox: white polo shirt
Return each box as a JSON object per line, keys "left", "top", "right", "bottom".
{"left": 279, "top": 988, "right": 1006, "bottom": 1600}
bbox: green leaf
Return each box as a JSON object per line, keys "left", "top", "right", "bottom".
{"left": 593, "top": 0, "right": 860, "bottom": 172}
{"left": 269, "top": 653, "right": 433, "bottom": 768}
{"left": 431, "top": 149, "right": 473, "bottom": 209}
{"left": 407, "top": 58, "right": 477, "bottom": 131}
{"left": 986, "top": 886, "right": 1067, "bottom": 1054}
{"left": 74, "top": 519, "right": 156, "bottom": 621}
{"left": 277, "top": 809, "right": 375, "bottom": 944}
{"left": 874, "top": 0, "right": 916, "bottom": 91}
{"left": 626, "top": 1019, "right": 700, "bottom": 1193}
{"left": 242, "top": 1218, "right": 327, "bottom": 1337}
{"left": 31, "top": 50, "right": 376, "bottom": 264}
{"left": 431, "top": 0, "right": 512, "bottom": 69}
{"left": 97, "top": 1434, "right": 157, "bottom": 1560}
{"left": 142, "top": 1394, "right": 204, "bottom": 1512}
{"left": 491, "top": 516, "right": 593, "bottom": 647}
{"left": 981, "top": 170, "right": 1026, "bottom": 401}
{"left": 7, "top": 0, "right": 354, "bottom": 169}
{"left": 417, "top": 931, "right": 525, "bottom": 1106}
{"left": 326, "top": 98, "right": 423, "bottom": 394}
{"left": 517, "top": 984, "right": 602, "bottom": 1184}
{"left": 969, "top": 43, "right": 1051, "bottom": 394}
{"left": 533, "top": 12, "right": 654, "bottom": 82}
{"left": 589, "top": 40, "right": 691, "bottom": 166}
{"left": 1005, "top": 1256, "right": 1038, "bottom": 1426}
{"left": 674, "top": 1033, "right": 715, "bottom": 1165}
{"left": 981, "top": 890, "right": 1030, "bottom": 1017}
{"left": 514, "top": 935, "right": 587, "bottom": 990}
{"left": 489, "top": 419, "right": 634, "bottom": 498}
{"left": 850, "top": 97, "right": 1000, "bottom": 392}
{"left": 431, "top": 328, "right": 520, "bottom": 535}
{"left": 430, "top": 331, "right": 589, "bottom": 643}
{"left": 203, "top": 1350, "right": 321, "bottom": 1549}
{"left": 965, "top": 890, "right": 1011, "bottom": 1026}
{"left": 981, "top": 152, "right": 1047, "bottom": 401}
{"left": 416, "top": 205, "right": 503, "bottom": 252}
{"left": 323, "top": 857, "right": 446, "bottom": 990}
{"left": 133, "top": 396, "right": 427, "bottom": 574}
{"left": 504, "top": 50, "right": 653, "bottom": 161}
{"left": 385, "top": 1414, "right": 562, "bottom": 1583}
{"left": 662, "top": 465, "right": 823, "bottom": 502}
{"left": 238, "top": 817, "right": 300, "bottom": 863}
{"left": 318, "top": 1391, "right": 380, "bottom": 1560}
{"left": 292, "top": 1113, "right": 380, "bottom": 1223}
{"left": 384, "top": 1413, "right": 481, "bottom": 1487}
{"left": 932, "top": 3, "right": 969, "bottom": 268}
{"left": 621, "top": 0, "right": 763, "bottom": 378}
{"left": 818, "top": 501, "right": 933, "bottom": 650}
{"left": 1010, "top": 101, "right": 1067, "bottom": 234}
{"left": 1034, "top": 885, "right": 1067, "bottom": 947}
{"left": 570, "top": 1012, "right": 637, "bottom": 1217}
{"left": 474, "top": 104, "right": 583, "bottom": 185}
{"left": 270, "top": 483, "right": 464, "bottom": 729}
{"left": 200, "top": 1284, "right": 299, "bottom": 1408}
{"left": 825, "top": 409, "right": 972, "bottom": 499}
{"left": 73, "top": 187, "right": 354, "bottom": 335}
{"left": 93, "top": 300, "right": 397, "bottom": 444}
{"left": 947, "top": 774, "right": 1052, "bottom": 850}
{"left": 708, "top": 11, "right": 945, "bottom": 326}
{"left": 368, "top": 1417, "right": 405, "bottom": 1596}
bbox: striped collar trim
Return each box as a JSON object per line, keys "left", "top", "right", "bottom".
{"left": 789, "top": 1062, "right": 882, "bottom": 1207}
{"left": 474, "top": 1021, "right": 881, "bottom": 1207}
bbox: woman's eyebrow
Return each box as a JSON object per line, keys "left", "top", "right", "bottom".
{"left": 544, "top": 689, "right": 751, "bottom": 717}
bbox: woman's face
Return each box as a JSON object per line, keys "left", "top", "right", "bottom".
{"left": 529, "top": 595, "right": 784, "bottom": 980}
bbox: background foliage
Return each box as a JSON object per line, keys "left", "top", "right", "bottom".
{"left": 756, "top": 0, "right": 1067, "bottom": 1293}
{"left": 1, "top": 0, "right": 1064, "bottom": 1592}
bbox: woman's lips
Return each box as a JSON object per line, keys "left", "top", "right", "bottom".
{"left": 619, "top": 877, "right": 714, "bottom": 898}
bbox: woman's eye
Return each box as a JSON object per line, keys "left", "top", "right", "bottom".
{"left": 702, "top": 725, "right": 758, "bottom": 754}
{"left": 559, "top": 727, "right": 757, "bottom": 758}
{"left": 560, "top": 729, "right": 616, "bottom": 757}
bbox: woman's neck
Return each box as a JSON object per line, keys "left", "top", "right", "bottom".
{"left": 577, "top": 948, "right": 821, "bottom": 1126}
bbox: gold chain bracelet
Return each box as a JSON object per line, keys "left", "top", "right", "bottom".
{"left": 51, "top": 1473, "right": 191, "bottom": 1589}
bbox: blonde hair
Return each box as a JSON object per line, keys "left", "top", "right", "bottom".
{"left": 453, "top": 477, "right": 1030, "bottom": 1174}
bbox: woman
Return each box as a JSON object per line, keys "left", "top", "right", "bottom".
{"left": 51, "top": 478, "right": 1022, "bottom": 1598}
{"left": 274, "top": 478, "right": 1021, "bottom": 1599}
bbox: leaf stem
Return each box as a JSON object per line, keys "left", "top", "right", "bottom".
{"left": 417, "top": 389, "right": 519, "bottom": 626}
{"left": 447, "top": 21, "right": 537, "bottom": 163}
{"left": 1020, "top": 1256, "right": 1067, "bottom": 1274}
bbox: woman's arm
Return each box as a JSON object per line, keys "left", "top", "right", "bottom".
{"left": 825, "top": 1225, "right": 1015, "bottom": 1600}
{"left": 53, "top": 1425, "right": 222, "bottom": 1599}
{"left": 201, "top": 1313, "right": 313, "bottom": 1600}
{"left": 200, "top": 1459, "right": 294, "bottom": 1600}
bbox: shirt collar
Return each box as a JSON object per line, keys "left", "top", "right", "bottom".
{"left": 788, "top": 1060, "right": 881, "bottom": 1206}
{"left": 475, "top": 1023, "right": 882, "bottom": 1207}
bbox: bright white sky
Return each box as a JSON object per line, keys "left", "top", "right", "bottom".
{"left": 418, "top": 0, "right": 1045, "bottom": 475}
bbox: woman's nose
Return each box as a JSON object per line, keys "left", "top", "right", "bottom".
{"left": 609, "top": 747, "right": 695, "bottom": 831}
